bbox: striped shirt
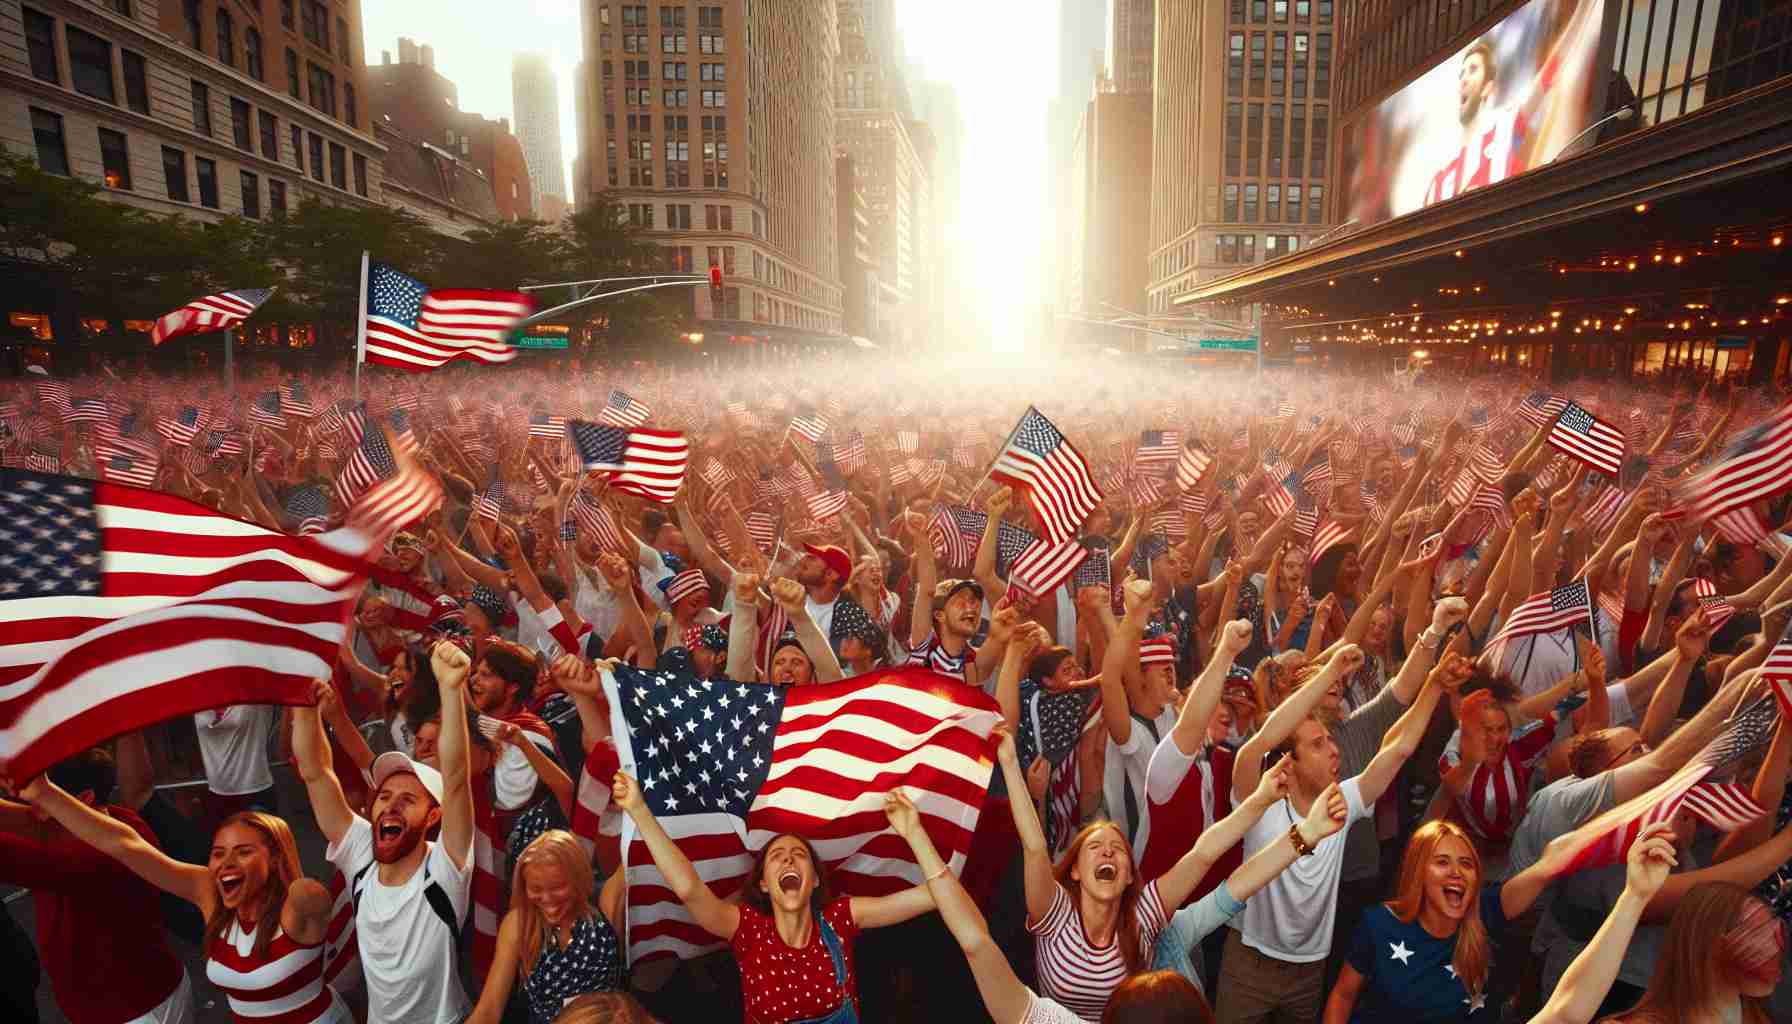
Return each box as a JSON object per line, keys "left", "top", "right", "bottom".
{"left": 1440, "top": 716, "right": 1560, "bottom": 842}
{"left": 1029, "top": 880, "right": 1170, "bottom": 1021}
{"left": 904, "top": 633, "right": 974, "bottom": 682}
{"left": 206, "top": 919, "right": 350, "bottom": 1024}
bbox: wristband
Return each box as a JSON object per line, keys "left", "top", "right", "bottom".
{"left": 925, "top": 865, "right": 950, "bottom": 882}
{"left": 1417, "top": 627, "right": 1442, "bottom": 651}
{"left": 1288, "top": 823, "right": 1315, "bottom": 857}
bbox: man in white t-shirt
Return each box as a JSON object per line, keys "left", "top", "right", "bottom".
{"left": 294, "top": 640, "right": 477, "bottom": 1024}
{"left": 1214, "top": 644, "right": 1453, "bottom": 1024}
{"left": 192, "top": 704, "right": 278, "bottom": 828}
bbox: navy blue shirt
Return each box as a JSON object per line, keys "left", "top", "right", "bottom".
{"left": 1345, "top": 883, "right": 1508, "bottom": 1023}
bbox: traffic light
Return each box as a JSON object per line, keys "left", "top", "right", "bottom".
{"left": 708, "top": 265, "right": 723, "bottom": 290}
{"left": 708, "top": 265, "right": 724, "bottom": 313}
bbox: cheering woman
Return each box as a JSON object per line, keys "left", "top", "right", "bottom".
{"left": 19, "top": 777, "right": 347, "bottom": 1024}
{"left": 611, "top": 769, "right": 937, "bottom": 1023}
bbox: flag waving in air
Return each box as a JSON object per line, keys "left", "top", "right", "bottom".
{"left": 361, "top": 261, "right": 531, "bottom": 371}
{"left": 601, "top": 663, "right": 1000, "bottom": 963}
{"left": 1675, "top": 402, "right": 1792, "bottom": 529}
{"left": 150, "top": 288, "right": 273, "bottom": 345}
{"left": 990, "top": 407, "right": 1103, "bottom": 545}
{"left": 569, "top": 420, "right": 689, "bottom": 503}
{"left": 1486, "top": 578, "right": 1597, "bottom": 665}
{"left": 1546, "top": 401, "right": 1627, "bottom": 476}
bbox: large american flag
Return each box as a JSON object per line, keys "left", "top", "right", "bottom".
{"left": 569, "top": 420, "right": 689, "bottom": 504}
{"left": 990, "top": 407, "right": 1102, "bottom": 545}
{"left": 1487, "top": 578, "right": 1596, "bottom": 665}
{"left": 596, "top": 389, "right": 654, "bottom": 429}
{"left": 1554, "top": 695, "right": 1775, "bottom": 876}
{"left": 601, "top": 663, "right": 1000, "bottom": 963}
{"left": 362, "top": 262, "right": 530, "bottom": 371}
{"left": 150, "top": 288, "right": 273, "bottom": 346}
{"left": 1547, "top": 401, "right": 1626, "bottom": 476}
{"left": 0, "top": 465, "right": 436, "bottom": 781}
{"left": 1674, "top": 402, "right": 1792, "bottom": 528}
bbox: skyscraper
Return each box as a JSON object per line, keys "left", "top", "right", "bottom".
{"left": 1107, "top": 0, "right": 1156, "bottom": 95}
{"left": 576, "top": 0, "right": 842, "bottom": 332}
{"left": 512, "top": 53, "right": 566, "bottom": 212}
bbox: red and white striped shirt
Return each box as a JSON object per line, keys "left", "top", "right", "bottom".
{"left": 206, "top": 919, "right": 350, "bottom": 1024}
{"left": 1028, "top": 879, "right": 1169, "bottom": 1021}
{"left": 1440, "top": 716, "right": 1560, "bottom": 843}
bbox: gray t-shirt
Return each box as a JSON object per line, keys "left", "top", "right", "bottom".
{"left": 1333, "top": 686, "right": 1405, "bottom": 883}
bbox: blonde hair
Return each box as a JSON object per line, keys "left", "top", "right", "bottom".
{"left": 554, "top": 992, "right": 653, "bottom": 1024}
{"left": 510, "top": 830, "right": 599, "bottom": 983}
{"left": 1606, "top": 883, "right": 1772, "bottom": 1024}
{"left": 1386, "top": 821, "right": 1490, "bottom": 996}
{"left": 204, "top": 812, "right": 305, "bottom": 959}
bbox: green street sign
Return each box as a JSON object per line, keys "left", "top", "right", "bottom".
{"left": 1195, "top": 337, "right": 1259, "bottom": 352}
{"left": 512, "top": 334, "right": 569, "bottom": 350}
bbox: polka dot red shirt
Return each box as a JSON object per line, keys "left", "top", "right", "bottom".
{"left": 731, "top": 896, "right": 859, "bottom": 1024}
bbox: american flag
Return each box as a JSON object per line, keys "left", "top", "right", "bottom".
{"left": 150, "top": 288, "right": 273, "bottom": 345}
{"left": 895, "top": 430, "right": 919, "bottom": 455}
{"left": 1709, "top": 506, "right": 1772, "bottom": 546}
{"left": 597, "top": 389, "right": 653, "bottom": 429}
{"left": 1300, "top": 451, "right": 1332, "bottom": 500}
{"left": 1127, "top": 468, "right": 1169, "bottom": 510}
{"left": 1308, "top": 519, "right": 1352, "bottom": 564}
{"left": 335, "top": 427, "right": 397, "bottom": 506}
{"left": 1469, "top": 443, "right": 1505, "bottom": 483}
{"left": 1134, "top": 430, "right": 1181, "bottom": 470}
{"left": 33, "top": 379, "right": 70, "bottom": 414}
{"left": 1292, "top": 501, "right": 1319, "bottom": 541}
{"left": 362, "top": 262, "right": 530, "bottom": 371}
{"left": 1175, "top": 441, "right": 1213, "bottom": 491}
{"left": 745, "top": 511, "right": 776, "bottom": 554}
{"left": 1674, "top": 403, "right": 1792, "bottom": 529}
{"left": 928, "top": 505, "right": 983, "bottom": 567}
{"left": 473, "top": 476, "right": 508, "bottom": 522}
{"left": 990, "top": 407, "right": 1102, "bottom": 545}
{"left": 1547, "top": 401, "right": 1626, "bottom": 476}
{"left": 1007, "top": 538, "right": 1090, "bottom": 600}
{"left": 1263, "top": 469, "right": 1301, "bottom": 518}
{"left": 285, "top": 485, "right": 329, "bottom": 535}
{"left": 1584, "top": 484, "right": 1627, "bottom": 535}
{"left": 249, "top": 391, "right": 287, "bottom": 430}
{"left": 1690, "top": 578, "right": 1736, "bottom": 631}
{"left": 1765, "top": 633, "right": 1792, "bottom": 718}
{"left": 93, "top": 439, "right": 160, "bottom": 488}
{"left": 1071, "top": 540, "right": 1112, "bottom": 593}
{"left": 281, "top": 381, "right": 317, "bottom": 420}
{"left": 601, "top": 663, "right": 1000, "bottom": 963}
{"left": 64, "top": 398, "right": 108, "bottom": 424}
{"left": 831, "top": 430, "right": 868, "bottom": 476}
{"left": 569, "top": 420, "right": 689, "bottom": 504}
{"left": 0, "top": 464, "right": 436, "bottom": 781}
{"left": 1359, "top": 480, "right": 1383, "bottom": 523}
{"left": 994, "top": 520, "right": 1042, "bottom": 578}
{"left": 571, "top": 492, "right": 627, "bottom": 555}
{"left": 1554, "top": 695, "right": 1775, "bottom": 877}
{"left": 788, "top": 411, "right": 829, "bottom": 444}
{"left": 806, "top": 487, "right": 849, "bottom": 521}
{"left": 1487, "top": 579, "right": 1596, "bottom": 664}
{"left": 1391, "top": 412, "right": 1419, "bottom": 446}
{"left": 528, "top": 412, "right": 567, "bottom": 440}
{"left": 1517, "top": 391, "right": 1570, "bottom": 428}
{"left": 1150, "top": 508, "right": 1185, "bottom": 542}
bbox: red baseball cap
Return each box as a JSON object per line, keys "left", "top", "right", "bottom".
{"left": 802, "top": 544, "right": 853, "bottom": 583}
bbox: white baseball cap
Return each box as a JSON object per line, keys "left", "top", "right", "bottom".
{"left": 370, "top": 751, "right": 444, "bottom": 805}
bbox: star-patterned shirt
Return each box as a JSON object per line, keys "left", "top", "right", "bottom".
{"left": 732, "top": 897, "right": 860, "bottom": 1024}
{"left": 1344, "top": 883, "right": 1509, "bottom": 1023}
{"left": 521, "top": 915, "right": 622, "bottom": 1024}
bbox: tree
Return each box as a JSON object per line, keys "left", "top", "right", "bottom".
{"left": 257, "top": 197, "right": 442, "bottom": 343}
{"left": 434, "top": 219, "right": 569, "bottom": 291}
{"left": 560, "top": 195, "right": 692, "bottom": 344}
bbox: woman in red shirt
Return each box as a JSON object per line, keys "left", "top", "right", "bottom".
{"left": 611, "top": 771, "right": 938, "bottom": 1023}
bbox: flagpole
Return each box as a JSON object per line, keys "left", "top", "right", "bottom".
{"left": 224, "top": 326, "right": 236, "bottom": 397}
{"left": 353, "top": 251, "right": 369, "bottom": 401}
{"left": 972, "top": 405, "right": 1032, "bottom": 497}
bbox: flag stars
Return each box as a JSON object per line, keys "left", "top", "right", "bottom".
{"left": 1389, "top": 941, "right": 1415, "bottom": 965}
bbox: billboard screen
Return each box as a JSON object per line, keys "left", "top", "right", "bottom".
{"left": 1340, "top": 0, "right": 1614, "bottom": 230}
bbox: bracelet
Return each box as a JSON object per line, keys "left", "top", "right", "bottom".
{"left": 925, "top": 865, "right": 950, "bottom": 882}
{"left": 1288, "top": 823, "right": 1315, "bottom": 857}
{"left": 1417, "top": 628, "right": 1442, "bottom": 650}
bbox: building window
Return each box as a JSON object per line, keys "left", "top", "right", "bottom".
{"left": 344, "top": 83, "right": 357, "bottom": 126}
{"left": 1244, "top": 184, "right": 1260, "bottom": 221}
{"left": 1309, "top": 184, "right": 1324, "bottom": 223}
{"left": 704, "top": 204, "right": 718, "bottom": 229}
{"left": 244, "top": 28, "right": 262, "bottom": 80}
{"left": 183, "top": 0, "right": 201, "bottom": 48}
{"left": 195, "top": 156, "right": 218, "bottom": 207}
{"left": 307, "top": 63, "right": 336, "bottom": 117}
{"left": 301, "top": 0, "right": 327, "bottom": 49}
{"left": 700, "top": 63, "right": 725, "bottom": 81}
{"left": 1314, "top": 33, "right": 1331, "bottom": 98}
{"left": 701, "top": 89, "right": 725, "bottom": 108}
{"left": 1266, "top": 183, "right": 1280, "bottom": 221}
{"left": 291, "top": 124, "right": 304, "bottom": 170}
{"left": 240, "top": 170, "right": 260, "bottom": 217}
{"left": 353, "top": 153, "right": 367, "bottom": 196}
{"left": 1274, "top": 0, "right": 1288, "bottom": 20}
{"left": 68, "top": 27, "right": 117, "bottom": 103}
{"left": 1318, "top": 0, "right": 1331, "bottom": 22}
{"left": 268, "top": 178, "right": 286, "bottom": 216}
{"left": 231, "top": 97, "right": 252, "bottom": 150}
{"left": 1289, "top": 104, "right": 1306, "bottom": 175}
{"left": 1293, "top": 33, "right": 1309, "bottom": 98}
{"left": 337, "top": 17, "right": 350, "bottom": 63}
{"left": 1310, "top": 106, "right": 1328, "bottom": 177}
{"left": 1227, "top": 34, "right": 1244, "bottom": 97}
{"left": 1241, "top": 234, "right": 1256, "bottom": 262}
{"left": 1252, "top": 0, "right": 1266, "bottom": 20}
{"left": 1223, "top": 183, "right": 1239, "bottom": 221}
{"left": 1267, "top": 102, "right": 1285, "bottom": 176}
{"left": 216, "top": 9, "right": 234, "bottom": 67}
{"left": 663, "top": 61, "right": 686, "bottom": 81}
{"left": 191, "top": 80, "right": 212, "bottom": 135}
{"left": 1271, "top": 34, "right": 1287, "bottom": 95}
{"left": 1287, "top": 184, "right": 1301, "bottom": 222}
{"left": 24, "top": 8, "right": 58, "bottom": 84}
{"left": 698, "top": 6, "right": 722, "bottom": 29}
{"left": 286, "top": 48, "right": 300, "bottom": 97}
{"left": 308, "top": 133, "right": 324, "bottom": 182}
{"left": 1218, "top": 233, "right": 1237, "bottom": 263}
{"left": 106, "top": 0, "right": 131, "bottom": 13}
{"left": 328, "top": 141, "right": 345, "bottom": 188}
{"left": 162, "top": 146, "right": 189, "bottom": 200}
{"left": 666, "top": 88, "right": 687, "bottom": 106}
{"left": 1246, "top": 103, "right": 1263, "bottom": 175}
{"left": 97, "top": 128, "right": 131, "bottom": 189}
{"left": 699, "top": 33, "right": 724, "bottom": 54}
{"left": 659, "top": 5, "right": 685, "bottom": 28}
{"left": 259, "top": 110, "right": 278, "bottom": 158}
{"left": 1249, "top": 34, "right": 1265, "bottom": 96}
{"left": 123, "top": 51, "right": 149, "bottom": 113}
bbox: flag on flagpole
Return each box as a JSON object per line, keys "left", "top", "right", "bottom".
{"left": 362, "top": 262, "right": 530, "bottom": 371}
{"left": 150, "top": 288, "right": 273, "bottom": 346}
{"left": 1517, "top": 391, "right": 1569, "bottom": 428}
{"left": 1486, "top": 578, "right": 1596, "bottom": 665}
{"left": 1547, "top": 401, "right": 1627, "bottom": 475}
{"left": 601, "top": 662, "right": 1000, "bottom": 963}
{"left": 568, "top": 420, "right": 689, "bottom": 503}
{"left": 1551, "top": 695, "right": 1776, "bottom": 877}
{"left": 596, "top": 388, "right": 654, "bottom": 428}
{"left": 1674, "top": 402, "right": 1792, "bottom": 528}
{"left": 989, "top": 407, "right": 1103, "bottom": 545}
{"left": 0, "top": 463, "right": 437, "bottom": 781}
{"left": 1690, "top": 578, "right": 1736, "bottom": 631}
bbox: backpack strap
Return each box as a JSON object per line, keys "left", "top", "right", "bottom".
{"left": 350, "top": 854, "right": 462, "bottom": 940}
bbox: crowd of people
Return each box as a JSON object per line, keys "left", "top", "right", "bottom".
{"left": 2, "top": 351, "right": 1791, "bottom": 1024}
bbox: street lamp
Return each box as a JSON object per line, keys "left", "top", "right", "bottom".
{"left": 1561, "top": 105, "right": 1636, "bottom": 156}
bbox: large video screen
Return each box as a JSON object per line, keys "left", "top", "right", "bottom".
{"left": 1340, "top": 0, "right": 1614, "bottom": 230}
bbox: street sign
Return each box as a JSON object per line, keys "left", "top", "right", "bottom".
{"left": 1293, "top": 343, "right": 1313, "bottom": 353}
{"left": 1716, "top": 336, "right": 1749, "bottom": 350}
{"left": 512, "top": 333, "right": 569, "bottom": 350}
{"left": 1195, "top": 337, "right": 1259, "bottom": 352}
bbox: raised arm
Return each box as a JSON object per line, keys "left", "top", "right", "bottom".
{"left": 1358, "top": 652, "right": 1461, "bottom": 805}
{"left": 293, "top": 679, "right": 358, "bottom": 844}
{"left": 726, "top": 572, "right": 762, "bottom": 681}
{"left": 1528, "top": 826, "right": 1676, "bottom": 1024}
{"left": 908, "top": 511, "right": 940, "bottom": 651}
{"left": 770, "top": 578, "right": 845, "bottom": 682}
{"left": 676, "top": 498, "right": 737, "bottom": 585}
{"left": 1233, "top": 645, "right": 1365, "bottom": 802}
{"left": 1169, "top": 620, "right": 1252, "bottom": 757}
{"left": 996, "top": 725, "right": 1060, "bottom": 926}
{"left": 431, "top": 640, "right": 475, "bottom": 870}
{"left": 597, "top": 552, "right": 657, "bottom": 670}
{"left": 18, "top": 774, "right": 211, "bottom": 908}
{"left": 1097, "top": 582, "right": 1152, "bottom": 746}
{"left": 611, "top": 770, "right": 742, "bottom": 940}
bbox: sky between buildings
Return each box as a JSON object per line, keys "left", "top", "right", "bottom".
{"left": 361, "top": 0, "right": 1049, "bottom": 350}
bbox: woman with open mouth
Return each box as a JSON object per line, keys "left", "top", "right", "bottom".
{"left": 611, "top": 769, "right": 938, "bottom": 1022}
{"left": 18, "top": 779, "right": 347, "bottom": 1024}
{"left": 1321, "top": 819, "right": 1585, "bottom": 1023}
{"left": 465, "top": 829, "right": 626, "bottom": 1024}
